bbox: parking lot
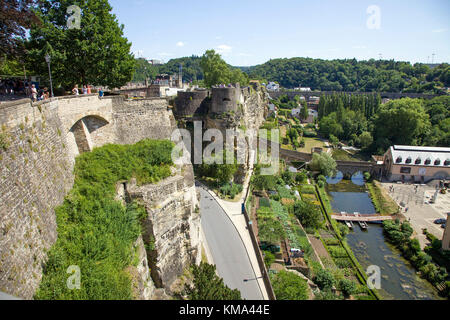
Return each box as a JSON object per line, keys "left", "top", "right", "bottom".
{"left": 381, "top": 182, "right": 448, "bottom": 248}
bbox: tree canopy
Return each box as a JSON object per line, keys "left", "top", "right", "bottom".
{"left": 271, "top": 270, "right": 309, "bottom": 300}
{"left": 186, "top": 262, "right": 242, "bottom": 300}
{"left": 309, "top": 152, "right": 337, "bottom": 177}
{"left": 294, "top": 200, "right": 322, "bottom": 229}
{"left": 26, "top": 0, "right": 135, "bottom": 89}
{"left": 200, "top": 50, "right": 249, "bottom": 87}
{"left": 0, "top": 0, "right": 40, "bottom": 57}
{"left": 246, "top": 57, "right": 448, "bottom": 94}
{"left": 373, "top": 98, "right": 431, "bottom": 152}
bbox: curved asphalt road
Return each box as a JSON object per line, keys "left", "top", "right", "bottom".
{"left": 199, "top": 187, "right": 263, "bottom": 300}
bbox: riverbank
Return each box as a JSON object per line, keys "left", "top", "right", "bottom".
{"left": 322, "top": 176, "right": 444, "bottom": 300}
{"left": 367, "top": 180, "right": 400, "bottom": 216}
{"left": 315, "top": 185, "right": 381, "bottom": 300}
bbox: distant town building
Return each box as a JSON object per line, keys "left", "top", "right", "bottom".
{"left": 148, "top": 59, "right": 164, "bottom": 65}
{"left": 266, "top": 82, "right": 280, "bottom": 92}
{"left": 291, "top": 108, "right": 301, "bottom": 117}
{"left": 382, "top": 145, "right": 450, "bottom": 183}
{"left": 443, "top": 214, "right": 450, "bottom": 251}
{"left": 294, "top": 87, "right": 312, "bottom": 92}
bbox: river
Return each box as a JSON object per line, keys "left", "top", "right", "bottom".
{"left": 326, "top": 172, "right": 442, "bottom": 300}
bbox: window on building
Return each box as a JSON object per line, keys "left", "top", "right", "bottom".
{"left": 445, "top": 159, "right": 450, "bottom": 166}
{"left": 435, "top": 159, "right": 441, "bottom": 166}
{"left": 425, "top": 158, "right": 431, "bottom": 165}
{"left": 396, "top": 157, "right": 403, "bottom": 164}
{"left": 406, "top": 157, "right": 412, "bottom": 164}
{"left": 400, "top": 167, "right": 412, "bottom": 174}
{"left": 415, "top": 158, "right": 422, "bottom": 165}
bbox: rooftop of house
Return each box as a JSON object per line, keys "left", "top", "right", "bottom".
{"left": 388, "top": 145, "right": 450, "bottom": 167}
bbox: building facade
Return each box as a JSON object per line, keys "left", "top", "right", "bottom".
{"left": 383, "top": 145, "right": 450, "bottom": 183}
{"left": 443, "top": 214, "right": 450, "bottom": 251}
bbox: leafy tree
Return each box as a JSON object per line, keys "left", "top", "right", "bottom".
{"left": 358, "top": 131, "right": 373, "bottom": 149}
{"left": 319, "top": 113, "right": 343, "bottom": 139}
{"left": 313, "top": 269, "right": 336, "bottom": 290}
{"left": 271, "top": 271, "right": 309, "bottom": 300}
{"left": 373, "top": 98, "right": 431, "bottom": 151}
{"left": 282, "top": 171, "right": 295, "bottom": 185}
{"left": 200, "top": 49, "right": 248, "bottom": 87}
{"left": 309, "top": 152, "right": 337, "bottom": 177}
{"left": 197, "top": 150, "right": 238, "bottom": 185}
{"left": 300, "top": 101, "right": 309, "bottom": 120}
{"left": 252, "top": 174, "right": 278, "bottom": 191}
{"left": 132, "top": 58, "right": 158, "bottom": 82}
{"left": 295, "top": 171, "right": 308, "bottom": 184}
{"left": 338, "top": 279, "right": 357, "bottom": 297}
{"left": 329, "top": 134, "right": 339, "bottom": 148}
{"left": 294, "top": 200, "right": 322, "bottom": 229}
{"left": 158, "top": 55, "right": 203, "bottom": 82}
{"left": 0, "top": 0, "right": 40, "bottom": 57}
{"left": 26, "top": 0, "right": 135, "bottom": 89}
{"left": 186, "top": 262, "right": 241, "bottom": 300}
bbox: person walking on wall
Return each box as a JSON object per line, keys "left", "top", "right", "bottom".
{"left": 31, "top": 84, "right": 37, "bottom": 102}
{"left": 82, "top": 85, "right": 88, "bottom": 94}
{"left": 72, "top": 85, "right": 79, "bottom": 96}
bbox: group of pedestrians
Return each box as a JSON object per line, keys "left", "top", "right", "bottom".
{"left": 71, "top": 84, "right": 93, "bottom": 95}
{"left": 1, "top": 78, "right": 105, "bottom": 102}
{"left": 71, "top": 84, "right": 104, "bottom": 97}
{"left": 0, "top": 78, "right": 51, "bottom": 102}
{"left": 0, "top": 78, "right": 29, "bottom": 96}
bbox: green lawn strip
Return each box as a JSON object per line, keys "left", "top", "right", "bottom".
{"left": 35, "top": 140, "right": 174, "bottom": 300}
{"left": 315, "top": 185, "right": 382, "bottom": 300}
{"left": 367, "top": 181, "right": 399, "bottom": 215}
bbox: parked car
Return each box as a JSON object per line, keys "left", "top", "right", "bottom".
{"left": 441, "top": 224, "right": 446, "bottom": 229}
{"left": 434, "top": 218, "right": 446, "bottom": 225}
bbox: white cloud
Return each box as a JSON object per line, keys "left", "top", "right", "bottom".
{"left": 216, "top": 44, "right": 232, "bottom": 55}
{"left": 432, "top": 28, "right": 447, "bottom": 33}
{"left": 176, "top": 41, "right": 185, "bottom": 47}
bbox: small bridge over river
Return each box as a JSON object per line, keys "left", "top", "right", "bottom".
{"left": 259, "top": 138, "right": 384, "bottom": 177}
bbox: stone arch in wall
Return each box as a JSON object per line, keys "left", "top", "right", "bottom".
{"left": 69, "top": 115, "right": 109, "bottom": 154}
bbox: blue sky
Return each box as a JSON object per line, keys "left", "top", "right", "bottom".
{"left": 109, "top": 0, "right": 450, "bottom": 66}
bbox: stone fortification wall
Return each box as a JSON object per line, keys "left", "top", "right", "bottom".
{"left": 0, "top": 95, "right": 197, "bottom": 299}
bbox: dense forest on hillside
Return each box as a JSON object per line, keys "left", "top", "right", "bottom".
{"left": 314, "top": 93, "right": 450, "bottom": 153}
{"left": 132, "top": 56, "right": 204, "bottom": 83}
{"left": 246, "top": 58, "right": 449, "bottom": 93}
{"left": 133, "top": 56, "right": 449, "bottom": 94}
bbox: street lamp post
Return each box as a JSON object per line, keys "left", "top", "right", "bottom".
{"left": 45, "top": 53, "right": 54, "bottom": 97}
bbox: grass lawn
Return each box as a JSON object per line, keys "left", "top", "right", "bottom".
{"left": 297, "top": 137, "right": 327, "bottom": 153}
{"left": 332, "top": 149, "right": 360, "bottom": 161}
{"left": 367, "top": 180, "right": 400, "bottom": 215}
{"left": 332, "top": 148, "right": 372, "bottom": 162}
